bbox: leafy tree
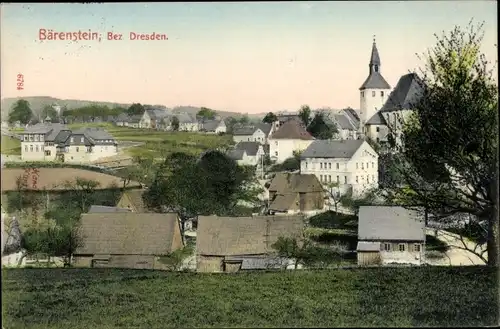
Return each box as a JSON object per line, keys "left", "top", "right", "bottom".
{"left": 340, "top": 188, "right": 381, "bottom": 215}
{"left": 383, "top": 21, "right": 498, "bottom": 265}
{"left": 127, "top": 103, "right": 145, "bottom": 115}
{"left": 8, "top": 99, "right": 33, "bottom": 124}
{"left": 171, "top": 116, "right": 180, "bottom": 131}
{"left": 298, "top": 105, "right": 312, "bottom": 127}
{"left": 238, "top": 115, "right": 250, "bottom": 125}
{"left": 307, "top": 112, "right": 338, "bottom": 139}
{"left": 225, "top": 117, "right": 239, "bottom": 134}
{"left": 262, "top": 112, "right": 278, "bottom": 124}
{"left": 197, "top": 107, "right": 217, "bottom": 120}
{"left": 41, "top": 105, "right": 58, "bottom": 120}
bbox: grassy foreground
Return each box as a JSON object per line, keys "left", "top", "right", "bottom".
{"left": 2, "top": 267, "right": 497, "bottom": 328}
{"left": 0, "top": 136, "right": 21, "bottom": 155}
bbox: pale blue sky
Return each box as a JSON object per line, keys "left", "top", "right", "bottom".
{"left": 1, "top": 2, "right": 497, "bottom": 113}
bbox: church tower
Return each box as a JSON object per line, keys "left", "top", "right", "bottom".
{"left": 359, "top": 37, "right": 391, "bottom": 137}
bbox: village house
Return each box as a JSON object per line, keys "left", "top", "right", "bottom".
{"left": 232, "top": 123, "right": 273, "bottom": 145}
{"left": 176, "top": 112, "right": 200, "bottom": 131}
{"left": 201, "top": 119, "right": 227, "bottom": 134}
{"left": 227, "top": 141, "right": 265, "bottom": 167}
{"left": 332, "top": 109, "right": 359, "bottom": 140}
{"left": 20, "top": 122, "right": 118, "bottom": 163}
{"left": 357, "top": 206, "right": 426, "bottom": 266}
{"left": 269, "top": 119, "right": 314, "bottom": 164}
{"left": 268, "top": 173, "right": 324, "bottom": 215}
{"left": 196, "top": 215, "right": 305, "bottom": 273}
{"left": 74, "top": 212, "right": 184, "bottom": 269}
{"left": 300, "top": 139, "right": 378, "bottom": 198}
{"left": 139, "top": 108, "right": 171, "bottom": 129}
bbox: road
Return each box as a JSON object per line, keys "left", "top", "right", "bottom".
{"left": 425, "top": 228, "right": 487, "bottom": 266}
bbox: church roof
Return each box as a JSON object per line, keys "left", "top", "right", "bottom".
{"left": 381, "top": 73, "right": 424, "bottom": 113}
{"left": 359, "top": 41, "right": 391, "bottom": 90}
{"left": 360, "top": 72, "right": 391, "bottom": 90}
{"left": 365, "top": 112, "right": 387, "bottom": 125}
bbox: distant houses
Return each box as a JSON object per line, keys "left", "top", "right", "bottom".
{"left": 227, "top": 141, "right": 265, "bottom": 167}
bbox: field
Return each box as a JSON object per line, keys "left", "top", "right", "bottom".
{"left": 0, "top": 135, "right": 21, "bottom": 155}
{"left": 2, "top": 267, "right": 496, "bottom": 328}
{"left": 69, "top": 123, "right": 234, "bottom": 158}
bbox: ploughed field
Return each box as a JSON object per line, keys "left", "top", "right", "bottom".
{"left": 1, "top": 266, "right": 496, "bottom": 328}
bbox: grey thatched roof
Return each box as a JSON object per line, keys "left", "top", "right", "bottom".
{"left": 365, "top": 111, "right": 387, "bottom": 125}
{"left": 270, "top": 119, "right": 313, "bottom": 140}
{"left": 202, "top": 119, "right": 224, "bottom": 131}
{"left": 301, "top": 140, "right": 364, "bottom": 159}
{"left": 196, "top": 215, "right": 304, "bottom": 256}
{"left": 358, "top": 206, "right": 425, "bottom": 241}
{"left": 268, "top": 173, "right": 323, "bottom": 193}
{"left": 381, "top": 73, "right": 424, "bottom": 113}
{"left": 76, "top": 213, "right": 181, "bottom": 255}
{"left": 235, "top": 142, "right": 262, "bottom": 156}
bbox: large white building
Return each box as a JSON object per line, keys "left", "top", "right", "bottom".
{"left": 300, "top": 139, "right": 378, "bottom": 198}
{"left": 20, "top": 122, "right": 118, "bottom": 163}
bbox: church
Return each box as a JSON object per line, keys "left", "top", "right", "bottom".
{"left": 335, "top": 38, "right": 424, "bottom": 145}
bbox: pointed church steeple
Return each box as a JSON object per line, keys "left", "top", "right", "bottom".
{"left": 369, "top": 35, "right": 381, "bottom": 74}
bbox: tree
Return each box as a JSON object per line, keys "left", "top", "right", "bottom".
{"left": 262, "top": 112, "right": 278, "bottom": 124}
{"left": 8, "top": 99, "right": 33, "bottom": 124}
{"left": 325, "top": 182, "right": 347, "bottom": 213}
{"left": 238, "top": 115, "right": 250, "bottom": 125}
{"left": 384, "top": 21, "right": 498, "bottom": 265}
{"left": 298, "top": 105, "right": 312, "bottom": 127}
{"left": 41, "top": 105, "right": 58, "bottom": 120}
{"left": 197, "top": 107, "right": 217, "bottom": 120}
{"left": 171, "top": 116, "right": 180, "bottom": 131}
{"left": 307, "top": 112, "right": 338, "bottom": 139}
{"left": 127, "top": 103, "right": 145, "bottom": 115}
{"left": 225, "top": 117, "right": 239, "bottom": 134}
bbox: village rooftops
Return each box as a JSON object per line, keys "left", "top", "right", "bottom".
{"left": 358, "top": 206, "right": 425, "bottom": 241}
{"left": 301, "top": 139, "right": 364, "bottom": 159}
{"left": 365, "top": 112, "right": 387, "bottom": 125}
{"left": 334, "top": 113, "right": 357, "bottom": 130}
{"left": 202, "top": 119, "right": 223, "bottom": 131}
{"left": 23, "top": 123, "right": 68, "bottom": 134}
{"left": 268, "top": 172, "right": 323, "bottom": 194}
{"left": 270, "top": 119, "right": 313, "bottom": 140}
{"left": 232, "top": 123, "right": 273, "bottom": 136}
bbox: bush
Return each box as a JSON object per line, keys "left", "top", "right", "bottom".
{"left": 310, "top": 232, "right": 358, "bottom": 250}
{"left": 5, "top": 161, "right": 114, "bottom": 175}
{"left": 308, "top": 211, "right": 358, "bottom": 229}
{"left": 425, "top": 234, "right": 449, "bottom": 253}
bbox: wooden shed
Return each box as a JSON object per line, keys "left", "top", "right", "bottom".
{"left": 196, "top": 215, "right": 305, "bottom": 273}
{"left": 74, "top": 212, "right": 183, "bottom": 269}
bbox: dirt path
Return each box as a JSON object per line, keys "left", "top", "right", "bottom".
{"left": 425, "top": 228, "right": 486, "bottom": 266}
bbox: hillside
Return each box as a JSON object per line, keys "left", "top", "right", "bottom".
{"left": 0, "top": 96, "right": 260, "bottom": 120}
{"left": 1, "top": 266, "right": 496, "bottom": 328}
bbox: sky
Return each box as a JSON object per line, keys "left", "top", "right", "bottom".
{"left": 0, "top": 2, "right": 497, "bottom": 114}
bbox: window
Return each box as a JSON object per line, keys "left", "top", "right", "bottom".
{"left": 35, "top": 145, "right": 39, "bottom": 152}
{"left": 275, "top": 151, "right": 278, "bottom": 156}
{"left": 384, "top": 243, "right": 391, "bottom": 251}
{"left": 356, "top": 163, "right": 358, "bottom": 169}
{"left": 275, "top": 141, "right": 278, "bottom": 145}
{"left": 320, "top": 175, "right": 323, "bottom": 182}
{"left": 367, "top": 176, "right": 369, "bottom": 183}
{"left": 361, "top": 163, "right": 364, "bottom": 169}
{"left": 70, "top": 137, "right": 74, "bottom": 143}
{"left": 374, "top": 65, "right": 379, "bottom": 72}
{"left": 381, "top": 91, "right": 384, "bottom": 97}
{"left": 336, "top": 175, "right": 339, "bottom": 183}
{"left": 361, "top": 91, "right": 364, "bottom": 97}
{"left": 24, "top": 145, "right": 28, "bottom": 152}
{"left": 29, "top": 145, "right": 33, "bottom": 152}
{"left": 320, "top": 163, "right": 323, "bottom": 169}
{"left": 372, "top": 162, "right": 374, "bottom": 168}
{"left": 344, "top": 176, "right": 347, "bottom": 184}
{"left": 305, "top": 162, "right": 308, "bottom": 169}
{"left": 328, "top": 163, "right": 331, "bottom": 169}
{"left": 76, "top": 147, "right": 79, "bottom": 152}
{"left": 34, "top": 135, "right": 39, "bottom": 141}
{"left": 29, "top": 135, "right": 33, "bottom": 141}
{"left": 328, "top": 175, "right": 331, "bottom": 182}
{"left": 376, "top": 137, "right": 380, "bottom": 143}
{"left": 81, "top": 137, "right": 84, "bottom": 143}
{"left": 372, "top": 91, "right": 375, "bottom": 97}
{"left": 45, "top": 150, "right": 51, "bottom": 156}
{"left": 398, "top": 244, "right": 405, "bottom": 252}
{"left": 40, "top": 135, "right": 44, "bottom": 141}
{"left": 414, "top": 244, "right": 421, "bottom": 252}
{"left": 355, "top": 176, "right": 358, "bottom": 183}
{"left": 24, "top": 135, "right": 28, "bottom": 141}
{"left": 366, "top": 162, "right": 369, "bottom": 169}
{"left": 372, "top": 174, "right": 375, "bottom": 181}
{"left": 336, "top": 163, "right": 339, "bottom": 169}
{"left": 376, "top": 127, "right": 380, "bottom": 132}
